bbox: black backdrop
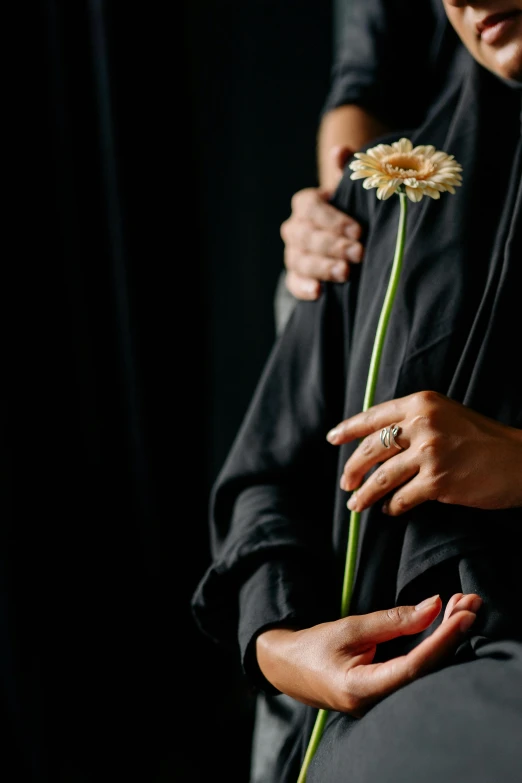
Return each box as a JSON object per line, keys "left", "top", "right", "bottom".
{"left": 5, "top": 1, "right": 334, "bottom": 780}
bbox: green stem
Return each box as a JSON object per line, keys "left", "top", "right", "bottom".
{"left": 296, "top": 709, "right": 329, "bottom": 783}
{"left": 341, "top": 190, "right": 408, "bottom": 617}
{"left": 296, "top": 191, "right": 408, "bottom": 782}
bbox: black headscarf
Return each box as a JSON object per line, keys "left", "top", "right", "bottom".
{"left": 192, "top": 56, "right": 522, "bottom": 777}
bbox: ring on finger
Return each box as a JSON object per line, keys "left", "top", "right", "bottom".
{"left": 380, "top": 427, "right": 391, "bottom": 448}
{"left": 390, "top": 423, "right": 404, "bottom": 451}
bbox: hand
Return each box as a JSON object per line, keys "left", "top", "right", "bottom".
{"left": 256, "top": 593, "right": 482, "bottom": 717}
{"left": 280, "top": 146, "right": 364, "bottom": 301}
{"left": 326, "top": 390, "right": 522, "bottom": 516}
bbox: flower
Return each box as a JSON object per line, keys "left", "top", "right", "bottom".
{"left": 297, "top": 138, "right": 462, "bottom": 783}
{"left": 349, "top": 137, "right": 462, "bottom": 202}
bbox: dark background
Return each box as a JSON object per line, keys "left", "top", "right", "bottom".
{"left": 5, "top": 1, "right": 335, "bottom": 781}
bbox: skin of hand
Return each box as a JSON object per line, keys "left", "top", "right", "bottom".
{"left": 256, "top": 592, "right": 482, "bottom": 717}
{"left": 280, "top": 151, "right": 364, "bottom": 301}
{"left": 280, "top": 105, "right": 391, "bottom": 302}
{"left": 326, "top": 390, "right": 522, "bottom": 516}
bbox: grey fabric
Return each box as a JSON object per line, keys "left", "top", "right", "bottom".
{"left": 250, "top": 694, "right": 298, "bottom": 783}
{"left": 274, "top": 270, "right": 298, "bottom": 336}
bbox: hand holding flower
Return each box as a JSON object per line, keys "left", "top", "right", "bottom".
{"left": 327, "top": 390, "right": 522, "bottom": 516}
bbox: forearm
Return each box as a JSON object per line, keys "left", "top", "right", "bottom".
{"left": 317, "top": 104, "right": 391, "bottom": 191}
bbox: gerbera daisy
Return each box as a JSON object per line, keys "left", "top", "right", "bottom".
{"left": 349, "top": 137, "right": 463, "bottom": 202}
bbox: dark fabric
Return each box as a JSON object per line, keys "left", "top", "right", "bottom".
{"left": 321, "top": 0, "right": 470, "bottom": 130}
{"left": 275, "top": 1, "right": 472, "bottom": 340}
{"left": 309, "top": 638, "right": 522, "bottom": 783}
{"left": 192, "top": 60, "right": 522, "bottom": 783}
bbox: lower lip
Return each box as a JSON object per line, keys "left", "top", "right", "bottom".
{"left": 480, "top": 13, "right": 520, "bottom": 45}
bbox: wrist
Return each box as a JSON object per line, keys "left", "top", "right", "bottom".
{"left": 256, "top": 627, "right": 299, "bottom": 687}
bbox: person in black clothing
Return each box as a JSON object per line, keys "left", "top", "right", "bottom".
{"left": 276, "top": 0, "right": 470, "bottom": 334}
{"left": 193, "top": 1, "right": 522, "bottom": 782}
{"left": 261, "top": 3, "right": 470, "bottom": 780}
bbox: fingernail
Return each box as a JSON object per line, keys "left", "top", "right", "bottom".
{"left": 415, "top": 595, "right": 440, "bottom": 611}
{"left": 326, "top": 427, "right": 340, "bottom": 441}
{"left": 470, "top": 597, "right": 483, "bottom": 613}
{"left": 347, "top": 492, "right": 357, "bottom": 510}
{"left": 331, "top": 262, "right": 348, "bottom": 283}
{"left": 344, "top": 223, "right": 361, "bottom": 240}
{"left": 303, "top": 281, "right": 320, "bottom": 297}
{"left": 346, "top": 243, "right": 363, "bottom": 262}
{"left": 460, "top": 614, "right": 476, "bottom": 633}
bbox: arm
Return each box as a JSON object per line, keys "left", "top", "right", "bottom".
{"left": 278, "top": 0, "right": 445, "bottom": 316}
{"left": 317, "top": 104, "right": 390, "bottom": 192}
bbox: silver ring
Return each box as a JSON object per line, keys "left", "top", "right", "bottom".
{"left": 390, "top": 423, "right": 404, "bottom": 451}
{"left": 380, "top": 427, "right": 391, "bottom": 448}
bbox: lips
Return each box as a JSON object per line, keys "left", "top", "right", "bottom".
{"left": 476, "top": 9, "right": 521, "bottom": 37}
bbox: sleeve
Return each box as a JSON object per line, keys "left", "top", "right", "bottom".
{"left": 321, "top": 0, "right": 448, "bottom": 130}
{"left": 191, "top": 283, "right": 350, "bottom": 690}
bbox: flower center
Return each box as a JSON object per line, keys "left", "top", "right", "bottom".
{"left": 382, "top": 153, "right": 435, "bottom": 180}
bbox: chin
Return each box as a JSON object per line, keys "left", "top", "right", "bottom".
{"left": 497, "top": 64, "right": 522, "bottom": 83}
{"left": 480, "top": 53, "right": 522, "bottom": 83}
{"left": 487, "top": 43, "right": 522, "bottom": 83}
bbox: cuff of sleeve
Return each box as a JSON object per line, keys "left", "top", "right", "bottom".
{"left": 238, "top": 559, "right": 328, "bottom": 694}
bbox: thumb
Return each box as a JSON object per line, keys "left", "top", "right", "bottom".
{"left": 352, "top": 595, "right": 442, "bottom": 647}
{"left": 330, "top": 144, "right": 355, "bottom": 172}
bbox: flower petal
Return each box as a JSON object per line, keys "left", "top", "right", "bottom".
{"left": 377, "top": 181, "right": 400, "bottom": 200}
{"left": 411, "top": 144, "right": 436, "bottom": 158}
{"left": 392, "top": 138, "right": 413, "bottom": 153}
{"left": 350, "top": 170, "right": 374, "bottom": 180}
{"left": 352, "top": 153, "right": 381, "bottom": 167}
{"left": 405, "top": 186, "right": 424, "bottom": 202}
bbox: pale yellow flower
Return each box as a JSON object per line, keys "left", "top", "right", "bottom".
{"left": 349, "top": 137, "right": 462, "bottom": 202}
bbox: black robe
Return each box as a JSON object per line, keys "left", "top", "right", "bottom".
{"left": 192, "top": 59, "right": 522, "bottom": 783}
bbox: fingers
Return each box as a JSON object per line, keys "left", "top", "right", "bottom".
{"left": 326, "top": 391, "right": 446, "bottom": 446}
{"left": 444, "top": 593, "right": 482, "bottom": 621}
{"left": 285, "top": 270, "right": 322, "bottom": 301}
{"left": 289, "top": 187, "right": 361, "bottom": 236}
{"left": 378, "top": 480, "right": 427, "bottom": 516}
{"left": 443, "top": 592, "right": 464, "bottom": 621}
{"left": 281, "top": 222, "right": 363, "bottom": 288}
{"left": 349, "top": 595, "right": 442, "bottom": 647}
{"left": 346, "top": 463, "right": 419, "bottom": 515}
{"left": 284, "top": 247, "right": 350, "bottom": 283}
{"left": 326, "top": 400, "right": 407, "bottom": 445}
{"left": 326, "top": 394, "right": 436, "bottom": 515}
{"left": 282, "top": 212, "right": 362, "bottom": 258}
{"left": 347, "top": 604, "right": 480, "bottom": 713}
{"left": 339, "top": 426, "right": 411, "bottom": 492}
{"left": 280, "top": 187, "right": 364, "bottom": 295}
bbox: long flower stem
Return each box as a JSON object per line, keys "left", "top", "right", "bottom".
{"left": 297, "top": 191, "right": 408, "bottom": 783}
{"left": 341, "top": 191, "right": 408, "bottom": 616}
